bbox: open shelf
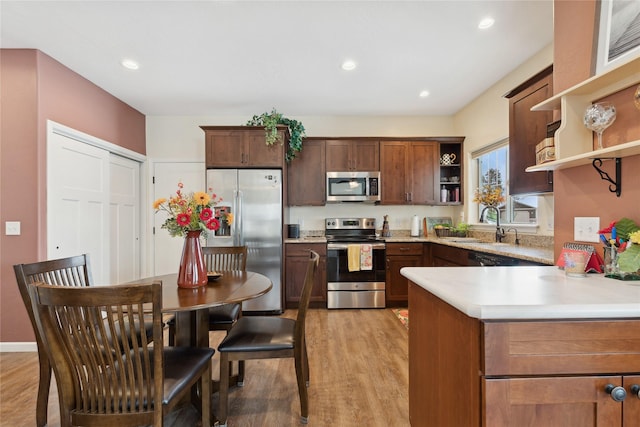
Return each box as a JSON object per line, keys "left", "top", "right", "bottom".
{"left": 527, "top": 55, "right": 640, "bottom": 175}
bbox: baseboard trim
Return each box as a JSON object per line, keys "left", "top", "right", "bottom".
{"left": 0, "top": 342, "right": 37, "bottom": 352}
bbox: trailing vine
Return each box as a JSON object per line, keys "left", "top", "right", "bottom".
{"left": 246, "top": 108, "right": 306, "bottom": 162}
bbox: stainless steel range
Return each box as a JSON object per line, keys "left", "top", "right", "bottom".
{"left": 325, "top": 218, "right": 386, "bottom": 309}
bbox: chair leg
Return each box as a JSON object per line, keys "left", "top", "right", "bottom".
{"left": 168, "top": 322, "right": 175, "bottom": 346}
{"left": 36, "top": 351, "right": 51, "bottom": 427}
{"left": 303, "top": 342, "right": 310, "bottom": 387}
{"left": 201, "top": 360, "right": 211, "bottom": 427}
{"left": 237, "top": 360, "right": 245, "bottom": 386}
{"left": 294, "top": 348, "right": 309, "bottom": 424}
{"left": 218, "top": 353, "right": 230, "bottom": 427}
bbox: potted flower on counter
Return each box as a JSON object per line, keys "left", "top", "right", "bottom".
{"left": 599, "top": 217, "right": 640, "bottom": 280}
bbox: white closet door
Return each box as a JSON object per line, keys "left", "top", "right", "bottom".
{"left": 152, "top": 162, "right": 204, "bottom": 276}
{"left": 48, "top": 132, "right": 110, "bottom": 284}
{"left": 110, "top": 154, "right": 140, "bottom": 284}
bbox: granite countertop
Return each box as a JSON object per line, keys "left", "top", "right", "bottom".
{"left": 286, "top": 235, "right": 554, "bottom": 265}
{"left": 401, "top": 266, "right": 640, "bottom": 320}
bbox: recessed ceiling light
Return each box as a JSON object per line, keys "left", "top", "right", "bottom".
{"left": 478, "top": 17, "right": 495, "bottom": 30}
{"left": 419, "top": 90, "right": 430, "bottom": 98}
{"left": 341, "top": 60, "right": 357, "bottom": 71}
{"left": 121, "top": 59, "right": 139, "bottom": 70}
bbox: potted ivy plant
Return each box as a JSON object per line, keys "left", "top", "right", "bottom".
{"left": 246, "top": 109, "right": 306, "bottom": 162}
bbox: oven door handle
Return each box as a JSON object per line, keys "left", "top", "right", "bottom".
{"left": 327, "top": 243, "right": 386, "bottom": 250}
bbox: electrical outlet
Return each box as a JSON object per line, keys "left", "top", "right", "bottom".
{"left": 5, "top": 221, "right": 21, "bottom": 236}
{"left": 574, "top": 217, "right": 600, "bottom": 242}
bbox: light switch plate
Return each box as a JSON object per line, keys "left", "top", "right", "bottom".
{"left": 574, "top": 217, "right": 600, "bottom": 242}
{"left": 5, "top": 221, "right": 21, "bottom": 236}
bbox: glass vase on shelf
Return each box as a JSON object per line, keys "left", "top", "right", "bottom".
{"left": 583, "top": 102, "right": 616, "bottom": 150}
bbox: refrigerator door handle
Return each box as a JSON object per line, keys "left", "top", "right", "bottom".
{"left": 235, "top": 190, "right": 243, "bottom": 246}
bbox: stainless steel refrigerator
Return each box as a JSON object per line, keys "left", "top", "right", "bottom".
{"left": 206, "top": 169, "right": 283, "bottom": 314}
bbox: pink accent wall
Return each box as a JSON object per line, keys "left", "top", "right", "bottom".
{"left": 1, "top": 49, "right": 145, "bottom": 343}
{"left": 552, "top": 2, "right": 640, "bottom": 259}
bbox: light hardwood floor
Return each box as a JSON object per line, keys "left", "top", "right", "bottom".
{"left": 0, "top": 308, "right": 409, "bottom": 426}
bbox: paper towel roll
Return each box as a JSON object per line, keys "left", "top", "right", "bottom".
{"left": 411, "top": 215, "right": 420, "bottom": 237}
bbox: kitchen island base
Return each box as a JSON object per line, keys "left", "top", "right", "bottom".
{"left": 408, "top": 281, "right": 640, "bottom": 427}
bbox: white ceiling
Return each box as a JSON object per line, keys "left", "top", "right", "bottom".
{"left": 0, "top": 0, "right": 554, "bottom": 117}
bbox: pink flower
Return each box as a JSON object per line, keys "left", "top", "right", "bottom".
{"left": 176, "top": 213, "right": 191, "bottom": 226}
{"left": 206, "top": 218, "right": 220, "bottom": 231}
{"left": 200, "top": 207, "right": 213, "bottom": 221}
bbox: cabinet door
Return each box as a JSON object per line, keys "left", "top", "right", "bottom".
{"left": 205, "top": 131, "right": 245, "bottom": 167}
{"left": 325, "top": 140, "right": 351, "bottom": 171}
{"left": 624, "top": 375, "right": 640, "bottom": 426}
{"left": 380, "top": 141, "right": 410, "bottom": 204}
{"left": 352, "top": 140, "right": 380, "bottom": 171}
{"left": 285, "top": 244, "right": 326, "bottom": 308}
{"left": 484, "top": 376, "right": 622, "bottom": 427}
{"left": 287, "top": 139, "right": 326, "bottom": 206}
{"left": 246, "top": 130, "right": 285, "bottom": 167}
{"left": 508, "top": 69, "right": 554, "bottom": 194}
{"left": 386, "top": 255, "right": 422, "bottom": 306}
{"left": 409, "top": 141, "right": 438, "bottom": 204}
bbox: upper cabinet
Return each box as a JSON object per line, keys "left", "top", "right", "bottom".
{"left": 380, "top": 139, "right": 462, "bottom": 205}
{"left": 527, "top": 56, "right": 640, "bottom": 172}
{"left": 201, "top": 126, "right": 286, "bottom": 168}
{"left": 287, "top": 138, "right": 326, "bottom": 206}
{"left": 504, "top": 65, "right": 554, "bottom": 195}
{"left": 325, "top": 139, "right": 379, "bottom": 171}
{"left": 438, "top": 142, "right": 463, "bottom": 204}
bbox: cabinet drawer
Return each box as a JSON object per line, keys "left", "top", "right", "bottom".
{"left": 430, "top": 243, "right": 469, "bottom": 264}
{"left": 386, "top": 243, "right": 423, "bottom": 256}
{"left": 483, "top": 320, "right": 640, "bottom": 376}
{"left": 286, "top": 243, "right": 326, "bottom": 257}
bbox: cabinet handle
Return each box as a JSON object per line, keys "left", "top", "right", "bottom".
{"left": 605, "top": 384, "right": 627, "bottom": 402}
{"left": 631, "top": 384, "right": 640, "bottom": 399}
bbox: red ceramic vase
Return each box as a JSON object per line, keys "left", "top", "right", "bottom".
{"left": 177, "top": 230, "right": 207, "bottom": 288}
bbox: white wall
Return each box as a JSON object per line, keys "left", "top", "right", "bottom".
{"left": 145, "top": 44, "right": 556, "bottom": 236}
{"left": 453, "top": 43, "right": 555, "bottom": 235}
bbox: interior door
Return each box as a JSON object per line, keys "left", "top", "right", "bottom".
{"left": 152, "top": 162, "right": 205, "bottom": 275}
{"left": 109, "top": 154, "right": 140, "bottom": 283}
{"left": 48, "top": 131, "right": 110, "bottom": 284}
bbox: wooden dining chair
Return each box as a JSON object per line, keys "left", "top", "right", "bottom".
{"left": 13, "top": 254, "right": 154, "bottom": 427}
{"left": 13, "top": 255, "right": 95, "bottom": 427}
{"left": 216, "top": 250, "right": 319, "bottom": 426}
{"left": 27, "top": 280, "right": 215, "bottom": 427}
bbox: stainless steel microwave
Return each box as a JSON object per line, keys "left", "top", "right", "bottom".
{"left": 326, "top": 171, "right": 380, "bottom": 203}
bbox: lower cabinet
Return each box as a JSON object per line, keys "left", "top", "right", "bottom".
{"left": 284, "top": 243, "right": 326, "bottom": 308}
{"left": 385, "top": 243, "right": 424, "bottom": 306}
{"left": 408, "top": 282, "right": 640, "bottom": 427}
{"left": 430, "top": 243, "right": 469, "bottom": 266}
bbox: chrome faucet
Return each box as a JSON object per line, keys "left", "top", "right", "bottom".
{"left": 480, "top": 206, "right": 505, "bottom": 243}
{"left": 506, "top": 227, "right": 520, "bottom": 245}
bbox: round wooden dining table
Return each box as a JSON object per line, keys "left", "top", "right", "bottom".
{"left": 130, "top": 270, "right": 272, "bottom": 348}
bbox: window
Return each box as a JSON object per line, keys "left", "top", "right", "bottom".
{"left": 474, "top": 142, "right": 537, "bottom": 225}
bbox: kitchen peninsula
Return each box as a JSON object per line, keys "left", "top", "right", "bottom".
{"left": 401, "top": 266, "right": 640, "bottom": 426}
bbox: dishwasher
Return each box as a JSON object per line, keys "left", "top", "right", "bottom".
{"left": 467, "top": 251, "right": 543, "bottom": 266}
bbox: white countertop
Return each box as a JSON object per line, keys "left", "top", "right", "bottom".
{"left": 401, "top": 266, "right": 640, "bottom": 320}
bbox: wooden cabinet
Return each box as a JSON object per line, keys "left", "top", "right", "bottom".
{"left": 385, "top": 243, "right": 424, "bottom": 306}
{"left": 430, "top": 244, "right": 469, "bottom": 266}
{"left": 201, "top": 126, "right": 286, "bottom": 168}
{"left": 380, "top": 141, "right": 438, "bottom": 205}
{"left": 287, "top": 139, "right": 325, "bottom": 206}
{"left": 284, "top": 243, "right": 326, "bottom": 308}
{"left": 325, "top": 139, "right": 379, "bottom": 171}
{"left": 505, "top": 66, "right": 554, "bottom": 194}
{"left": 408, "top": 283, "right": 640, "bottom": 426}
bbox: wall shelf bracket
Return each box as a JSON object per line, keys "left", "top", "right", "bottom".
{"left": 591, "top": 158, "right": 621, "bottom": 197}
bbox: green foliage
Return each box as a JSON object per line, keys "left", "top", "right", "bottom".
{"left": 246, "top": 108, "right": 307, "bottom": 162}
{"left": 614, "top": 217, "right": 640, "bottom": 241}
{"left": 618, "top": 244, "right": 640, "bottom": 273}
